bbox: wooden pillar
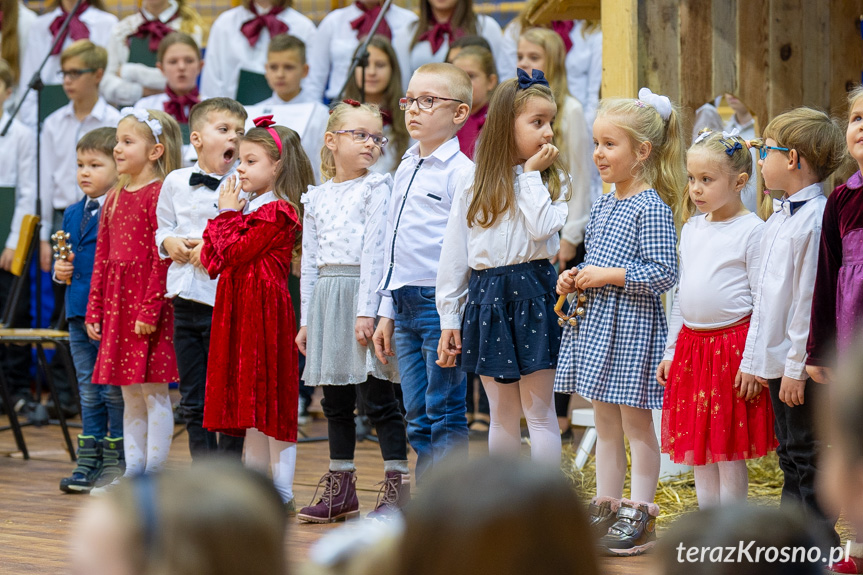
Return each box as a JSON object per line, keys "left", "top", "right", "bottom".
{"left": 601, "top": 0, "right": 638, "bottom": 98}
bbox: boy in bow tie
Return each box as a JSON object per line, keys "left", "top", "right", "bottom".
{"left": 154, "top": 97, "right": 247, "bottom": 460}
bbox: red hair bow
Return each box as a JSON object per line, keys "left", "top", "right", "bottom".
{"left": 342, "top": 99, "right": 362, "bottom": 107}
{"left": 253, "top": 115, "right": 282, "bottom": 154}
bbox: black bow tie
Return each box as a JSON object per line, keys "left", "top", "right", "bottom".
{"left": 189, "top": 172, "right": 221, "bottom": 190}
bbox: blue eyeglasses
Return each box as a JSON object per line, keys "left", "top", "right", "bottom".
{"left": 756, "top": 145, "right": 790, "bottom": 160}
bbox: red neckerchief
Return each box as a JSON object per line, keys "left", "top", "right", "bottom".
{"left": 49, "top": 3, "right": 91, "bottom": 55}
{"left": 350, "top": 1, "right": 391, "bottom": 40}
{"left": 380, "top": 108, "right": 392, "bottom": 127}
{"left": 130, "top": 9, "right": 179, "bottom": 52}
{"left": 417, "top": 19, "right": 462, "bottom": 54}
{"left": 550, "top": 20, "right": 574, "bottom": 53}
{"left": 163, "top": 86, "right": 200, "bottom": 124}
{"left": 240, "top": 3, "right": 289, "bottom": 47}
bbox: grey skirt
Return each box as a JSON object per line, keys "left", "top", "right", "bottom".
{"left": 302, "top": 265, "right": 400, "bottom": 386}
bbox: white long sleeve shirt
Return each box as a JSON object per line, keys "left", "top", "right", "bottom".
{"left": 304, "top": 4, "right": 417, "bottom": 102}
{"left": 300, "top": 171, "right": 392, "bottom": 326}
{"left": 558, "top": 95, "right": 591, "bottom": 246}
{"left": 663, "top": 212, "right": 764, "bottom": 361}
{"left": 739, "top": 183, "right": 826, "bottom": 380}
{"left": 102, "top": 1, "right": 205, "bottom": 108}
{"left": 436, "top": 168, "right": 568, "bottom": 330}
{"left": 39, "top": 98, "right": 120, "bottom": 240}
{"left": 155, "top": 163, "right": 236, "bottom": 306}
{"left": 376, "top": 137, "right": 474, "bottom": 319}
{"left": 199, "top": 5, "right": 316, "bottom": 100}
{"left": 0, "top": 117, "right": 37, "bottom": 250}
{"left": 1, "top": 3, "right": 38, "bottom": 116}
{"left": 391, "top": 15, "right": 509, "bottom": 91}
{"left": 17, "top": 7, "right": 118, "bottom": 127}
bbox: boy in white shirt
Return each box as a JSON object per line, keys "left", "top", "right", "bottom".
{"left": 155, "top": 97, "right": 248, "bottom": 460}
{"left": 372, "top": 63, "right": 473, "bottom": 481}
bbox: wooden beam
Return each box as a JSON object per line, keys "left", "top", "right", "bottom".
{"left": 737, "top": 0, "right": 769, "bottom": 133}
{"left": 830, "top": 0, "right": 863, "bottom": 118}
{"left": 601, "top": 0, "right": 638, "bottom": 98}
{"left": 768, "top": 0, "right": 804, "bottom": 118}
{"left": 711, "top": 0, "right": 737, "bottom": 96}
{"left": 526, "top": 0, "right": 601, "bottom": 24}
{"left": 679, "top": 0, "right": 713, "bottom": 113}
{"left": 639, "top": 0, "right": 681, "bottom": 102}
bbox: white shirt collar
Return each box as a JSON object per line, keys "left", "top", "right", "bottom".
{"left": 192, "top": 161, "right": 236, "bottom": 178}
{"left": 247, "top": 191, "right": 278, "bottom": 212}
{"left": 785, "top": 182, "right": 823, "bottom": 203}
{"left": 403, "top": 136, "right": 462, "bottom": 163}
{"left": 141, "top": 0, "right": 178, "bottom": 22}
{"left": 60, "top": 97, "right": 111, "bottom": 122}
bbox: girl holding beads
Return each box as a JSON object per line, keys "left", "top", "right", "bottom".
{"left": 657, "top": 129, "right": 776, "bottom": 510}
{"left": 295, "top": 101, "right": 408, "bottom": 523}
{"left": 555, "top": 88, "right": 683, "bottom": 555}
{"left": 86, "top": 108, "right": 183, "bottom": 490}
{"left": 201, "top": 117, "right": 313, "bottom": 513}
{"left": 436, "top": 70, "right": 567, "bottom": 464}
{"left": 102, "top": 0, "right": 204, "bottom": 108}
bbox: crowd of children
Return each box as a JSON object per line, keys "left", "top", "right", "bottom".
{"left": 2, "top": 1, "right": 863, "bottom": 571}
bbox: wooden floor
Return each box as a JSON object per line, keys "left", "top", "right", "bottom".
{"left": 0, "top": 402, "right": 649, "bottom": 575}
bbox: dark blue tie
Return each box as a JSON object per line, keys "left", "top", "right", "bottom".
{"left": 79, "top": 199, "right": 100, "bottom": 235}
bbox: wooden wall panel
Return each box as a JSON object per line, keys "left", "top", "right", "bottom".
{"left": 601, "top": 0, "right": 639, "bottom": 98}
{"left": 801, "top": 1, "right": 831, "bottom": 111}
{"left": 736, "top": 0, "right": 769, "bottom": 133}
{"left": 830, "top": 0, "right": 863, "bottom": 118}
{"left": 768, "top": 0, "right": 804, "bottom": 118}
{"left": 679, "top": 0, "right": 713, "bottom": 114}
{"left": 638, "top": 0, "right": 680, "bottom": 102}
{"left": 711, "top": 0, "right": 737, "bottom": 97}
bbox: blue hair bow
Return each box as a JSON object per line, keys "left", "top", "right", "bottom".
{"left": 517, "top": 68, "right": 549, "bottom": 90}
{"left": 725, "top": 142, "right": 743, "bottom": 156}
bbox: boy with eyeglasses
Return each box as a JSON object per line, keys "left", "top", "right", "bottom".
{"left": 372, "top": 62, "right": 474, "bottom": 482}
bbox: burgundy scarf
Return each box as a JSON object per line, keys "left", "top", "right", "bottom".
{"left": 130, "top": 9, "right": 179, "bottom": 52}
{"left": 240, "top": 4, "right": 289, "bottom": 47}
{"left": 350, "top": 1, "right": 391, "bottom": 40}
{"left": 417, "top": 20, "right": 462, "bottom": 54}
{"left": 550, "top": 20, "right": 574, "bottom": 53}
{"left": 49, "top": 2, "right": 91, "bottom": 55}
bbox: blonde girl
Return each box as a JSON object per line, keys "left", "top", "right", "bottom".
{"left": 517, "top": 27, "right": 591, "bottom": 268}
{"left": 86, "top": 109, "right": 183, "bottom": 491}
{"left": 437, "top": 71, "right": 568, "bottom": 464}
{"left": 296, "top": 101, "right": 408, "bottom": 523}
{"left": 555, "top": 88, "right": 684, "bottom": 555}
{"left": 658, "top": 129, "right": 776, "bottom": 509}
{"left": 201, "top": 118, "right": 313, "bottom": 512}
{"left": 451, "top": 45, "right": 497, "bottom": 160}
{"left": 103, "top": 0, "right": 205, "bottom": 108}
{"left": 344, "top": 35, "right": 409, "bottom": 175}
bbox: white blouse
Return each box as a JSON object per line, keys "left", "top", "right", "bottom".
{"left": 1, "top": 3, "right": 37, "bottom": 115}
{"left": 300, "top": 171, "right": 393, "bottom": 326}
{"left": 436, "top": 168, "right": 568, "bottom": 330}
{"left": 391, "top": 14, "right": 509, "bottom": 91}
{"left": 664, "top": 212, "right": 764, "bottom": 361}
{"left": 305, "top": 3, "right": 417, "bottom": 102}
{"left": 558, "top": 95, "right": 592, "bottom": 246}
{"left": 199, "top": 5, "right": 316, "bottom": 100}
{"left": 0, "top": 117, "right": 36, "bottom": 250}
{"left": 102, "top": 1, "right": 205, "bottom": 108}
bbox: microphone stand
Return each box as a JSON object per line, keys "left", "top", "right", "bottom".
{"left": 1, "top": 0, "right": 87, "bottom": 330}
{"left": 336, "top": 0, "right": 395, "bottom": 103}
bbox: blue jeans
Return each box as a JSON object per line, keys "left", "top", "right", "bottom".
{"left": 68, "top": 318, "right": 124, "bottom": 439}
{"left": 392, "top": 286, "right": 468, "bottom": 480}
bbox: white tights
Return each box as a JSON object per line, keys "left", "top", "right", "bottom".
{"left": 694, "top": 461, "right": 749, "bottom": 508}
{"left": 121, "top": 384, "right": 173, "bottom": 476}
{"left": 244, "top": 427, "right": 297, "bottom": 503}
{"left": 593, "top": 400, "right": 661, "bottom": 503}
{"left": 481, "top": 369, "right": 561, "bottom": 465}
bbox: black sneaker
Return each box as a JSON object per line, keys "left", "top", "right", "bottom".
{"left": 92, "top": 437, "right": 125, "bottom": 490}
{"left": 598, "top": 500, "right": 659, "bottom": 556}
{"left": 60, "top": 435, "right": 102, "bottom": 494}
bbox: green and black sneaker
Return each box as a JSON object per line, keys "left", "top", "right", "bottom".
{"left": 90, "top": 437, "right": 125, "bottom": 496}
{"left": 59, "top": 435, "right": 103, "bottom": 494}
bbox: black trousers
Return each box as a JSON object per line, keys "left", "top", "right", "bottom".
{"left": 0, "top": 268, "right": 32, "bottom": 400}
{"left": 321, "top": 376, "right": 407, "bottom": 461}
{"left": 173, "top": 297, "right": 243, "bottom": 460}
{"left": 767, "top": 377, "right": 839, "bottom": 549}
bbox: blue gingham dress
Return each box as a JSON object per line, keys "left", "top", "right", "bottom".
{"left": 554, "top": 189, "right": 678, "bottom": 409}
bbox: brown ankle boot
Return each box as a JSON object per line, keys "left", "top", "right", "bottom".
{"left": 367, "top": 471, "right": 410, "bottom": 519}
{"left": 588, "top": 496, "right": 620, "bottom": 538}
{"left": 598, "top": 499, "right": 659, "bottom": 556}
{"left": 297, "top": 470, "right": 360, "bottom": 524}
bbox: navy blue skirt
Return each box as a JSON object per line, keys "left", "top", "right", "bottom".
{"left": 460, "top": 259, "right": 561, "bottom": 381}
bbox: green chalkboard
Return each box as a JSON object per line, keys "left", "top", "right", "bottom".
{"left": 235, "top": 69, "right": 270, "bottom": 106}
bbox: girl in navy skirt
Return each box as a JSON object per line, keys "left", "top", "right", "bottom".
{"left": 436, "top": 69, "right": 568, "bottom": 465}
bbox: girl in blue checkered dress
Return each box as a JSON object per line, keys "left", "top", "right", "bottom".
{"left": 554, "top": 88, "right": 683, "bottom": 556}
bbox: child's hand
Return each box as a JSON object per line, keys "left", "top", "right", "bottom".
{"left": 436, "top": 329, "right": 461, "bottom": 368}
{"left": 0, "top": 248, "right": 14, "bottom": 271}
{"left": 187, "top": 239, "right": 204, "bottom": 269}
{"left": 54, "top": 255, "right": 75, "bottom": 282}
{"left": 134, "top": 321, "right": 156, "bottom": 336}
{"left": 556, "top": 267, "right": 578, "bottom": 295}
{"left": 556, "top": 240, "right": 578, "bottom": 267}
{"left": 806, "top": 365, "right": 833, "bottom": 384}
{"left": 524, "top": 143, "right": 559, "bottom": 173}
{"left": 372, "top": 318, "right": 395, "bottom": 365}
{"left": 779, "top": 375, "right": 806, "bottom": 407}
{"left": 296, "top": 326, "right": 307, "bottom": 355}
{"left": 656, "top": 360, "right": 671, "bottom": 386}
{"left": 40, "top": 240, "right": 52, "bottom": 273}
{"left": 163, "top": 237, "right": 193, "bottom": 264}
{"left": 218, "top": 175, "right": 247, "bottom": 212}
{"left": 86, "top": 322, "right": 102, "bottom": 341}
{"left": 734, "top": 370, "right": 763, "bottom": 401}
{"left": 355, "top": 317, "right": 375, "bottom": 346}
{"left": 575, "top": 265, "right": 608, "bottom": 289}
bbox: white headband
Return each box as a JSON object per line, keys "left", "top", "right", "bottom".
{"left": 637, "top": 87, "right": 672, "bottom": 121}
{"left": 119, "top": 108, "right": 163, "bottom": 144}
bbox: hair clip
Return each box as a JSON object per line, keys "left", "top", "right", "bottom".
{"left": 252, "top": 115, "right": 282, "bottom": 155}
{"left": 517, "top": 68, "right": 550, "bottom": 90}
{"left": 342, "top": 99, "right": 362, "bottom": 107}
{"left": 120, "top": 107, "right": 162, "bottom": 144}
{"left": 636, "top": 87, "right": 672, "bottom": 121}
{"left": 693, "top": 128, "right": 713, "bottom": 145}
{"left": 725, "top": 142, "right": 743, "bottom": 156}
{"left": 722, "top": 128, "right": 740, "bottom": 140}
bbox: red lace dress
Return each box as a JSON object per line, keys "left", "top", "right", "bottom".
{"left": 86, "top": 181, "right": 178, "bottom": 385}
{"left": 200, "top": 197, "right": 301, "bottom": 442}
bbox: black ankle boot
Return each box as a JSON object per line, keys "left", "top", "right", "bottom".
{"left": 59, "top": 435, "right": 102, "bottom": 493}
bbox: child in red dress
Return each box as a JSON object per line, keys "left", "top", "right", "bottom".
{"left": 86, "top": 108, "right": 183, "bottom": 491}
{"left": 201, "top": 116, "right": 314, "bottom": 512}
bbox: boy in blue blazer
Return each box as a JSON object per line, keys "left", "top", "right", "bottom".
{"left": 55, "top": 127, "right": 124, "bottom": 494}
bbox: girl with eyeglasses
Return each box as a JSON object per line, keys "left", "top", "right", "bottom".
{"left": 295, "top": 100, "right": 409, "bottom": 523}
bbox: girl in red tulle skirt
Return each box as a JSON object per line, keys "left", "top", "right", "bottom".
{"left": 657, "top": 129, "right": 777, "bottom": 508}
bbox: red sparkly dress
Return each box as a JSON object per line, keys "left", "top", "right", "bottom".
{"left": 200, "top": 195, "right": 301, "bottom": 442}
{"left": 86, "top": 181, "right": 179, "bottom": 385}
